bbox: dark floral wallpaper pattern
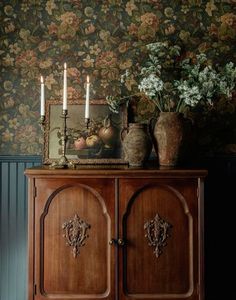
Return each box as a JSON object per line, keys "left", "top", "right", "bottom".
{"left": 0, "top": 0, "right": 235, "bottom": 155}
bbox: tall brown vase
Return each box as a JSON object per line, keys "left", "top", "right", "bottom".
{"left": 153, "top": 112, "right": 184, "bottom": 167}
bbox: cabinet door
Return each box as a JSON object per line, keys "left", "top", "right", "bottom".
{"left": 119, "top": 178, "right": 202, "bottom": 300}
{"left": 32, "top": 178, "right": 115, "bottom": 300}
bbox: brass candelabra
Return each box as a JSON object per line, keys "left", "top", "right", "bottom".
{"left": 53, "top": 109, "right": 70, "bottom": 168}
{"left": 40, "top": 110, "right": 90, "bottom": 169}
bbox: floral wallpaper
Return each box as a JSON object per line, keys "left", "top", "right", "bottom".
{"left": 0, "top": 0, "right": 235, "bottom": 155}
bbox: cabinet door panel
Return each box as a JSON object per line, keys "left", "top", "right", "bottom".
{"left": 34, "top": 178, "right": 115, "bottom": 300}
{"left": 119, "top": 178, "right": 199, "bottom": 300}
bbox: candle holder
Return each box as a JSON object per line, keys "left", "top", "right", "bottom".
{"left": 39, "top": 115, "right": 46, "bottom": 131}
{"left": 50, "top": 109, "right": 75, "bottom": 169}
{"left": 85, "top": 117, "right": 90, "bottom": 129}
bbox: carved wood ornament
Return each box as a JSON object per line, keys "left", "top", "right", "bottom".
{"left": 62, "top": 214, "right": 90, "bottom": 258}
{"left": 144, "top": 213, "right": 172, "bottom": 258}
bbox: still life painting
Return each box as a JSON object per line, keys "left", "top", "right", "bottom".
{"left": 43, "top": 99, "right": 127, "bottom": 165}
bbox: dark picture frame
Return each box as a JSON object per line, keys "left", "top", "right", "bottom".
{"left": 43, "top": 99, "right": 128, "bottom": 165}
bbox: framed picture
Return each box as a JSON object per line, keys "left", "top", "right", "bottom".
{"left": 43, "top": 99, "right": 128, "bottom": 165}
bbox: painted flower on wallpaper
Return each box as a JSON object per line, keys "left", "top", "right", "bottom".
{"left": 139, "top": 13, "right": 160, "bottom": 40}
{"left": 39, "top": 58, "right": 53, "bottom": 70}
{"left": 46, "top": 0, "right": 57, "bottom": 15}
{"left": 0, "top": 0, "right": 235, "bottom": 155}
{"left": 15, "top": 50, "right": 37, "bottom": 68}
{"left": 48, "top": 22, "right": 58, "bottom": 35}
{"left": 58, "top": 12, "right": 80, "bottom": 39}
{"left": 38, "top": 41, "right": 51, "bottom": 53}
{"left": 220, "top": 12, "right": 236, "bottom": 26}
{"left": 82, "top": 55, "right": 95, "bottom": 68}
{"left": 45, "top": 74, "right": 57, "bottom": 90}
{"left": 67, "top": 67, "right": 81, "bottom": 79}
{"left": 4, "top": 22, "right": 15, "bottom": 34}
{"left": 95, "top": 51, "right": 119, "bottom": 80}
{"left": 4, "top": 4, "right": 14, "bottom": 16}
{"left": 85, "top": 23, "right": 96, "bottom": 35}
{"left": 125, "top": 0, "right": 138, "bottom": 16}
{"left": 205, "top": 0, "right": 218, "bottom": 17}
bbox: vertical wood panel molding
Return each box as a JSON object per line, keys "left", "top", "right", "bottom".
{"left": 0, "top": 155, "right": 41, "bottom": 300}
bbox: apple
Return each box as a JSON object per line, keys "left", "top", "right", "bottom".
{"left": 86, "top": 135, "right": 101, "bottom": 148}
{"left": 74, "top": 137, "right": 86, "bottom": 150}
{"left": 98, "top": 125, "right": 117, "bottom": 146}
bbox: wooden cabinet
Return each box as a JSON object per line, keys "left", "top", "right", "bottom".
{"left": 25, "top": 167, "right": 206, "bottom": 300}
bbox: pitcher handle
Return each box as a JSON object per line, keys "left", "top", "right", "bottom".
{"left": 120, "top": 127, "right": 128, "bottom": 141}
{"left": 148, "top": 117, "right": 157, "bottom": 138}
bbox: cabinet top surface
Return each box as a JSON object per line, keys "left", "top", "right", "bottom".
{"left": 24, "top": 165, "right": 207, "bottom": 178}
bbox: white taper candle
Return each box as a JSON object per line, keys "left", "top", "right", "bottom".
{"left": 40, "top": 76, "right": 45, "bottom": 116}
{"left": 63, "top": 63, "right": 67, "bottom": 110}
{"left": 85, "top": 75, "right": 90, "bottom": 119}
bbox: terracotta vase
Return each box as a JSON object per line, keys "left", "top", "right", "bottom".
{"left": 152, "top": 112, "right": 184, "bottom": 167}
{"left": 121, "top": 123, "right": 152, "bottom": 167}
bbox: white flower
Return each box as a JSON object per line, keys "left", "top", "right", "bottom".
{"left": 107, "top": 42, "right": 236, "bottom": 114}
{"left": 138, "top": 74, "right": 164, "bottom": 99}
{"left": 177, "top": 82, "right": 202, "bottom": 107}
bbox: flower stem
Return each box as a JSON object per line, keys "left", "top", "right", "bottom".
{"left": 175, "top": 98, "right": 184, "bottom": 112}
{"left": 119, "top": 93, "right": 140, "bottom": 101}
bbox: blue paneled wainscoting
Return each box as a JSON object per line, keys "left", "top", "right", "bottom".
{"left": 0, "top": 156, "right": 41, "bottom": 300}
